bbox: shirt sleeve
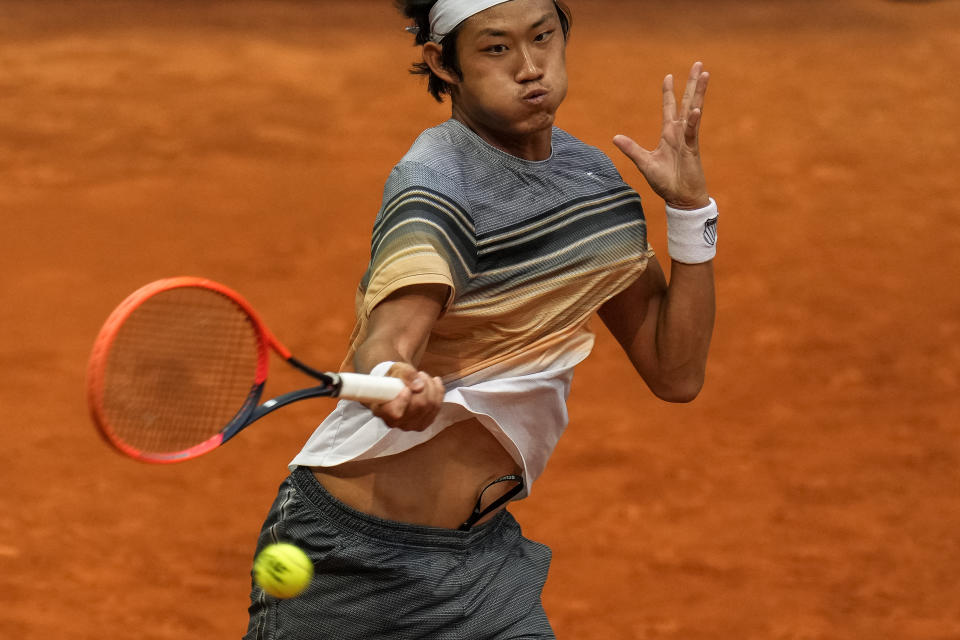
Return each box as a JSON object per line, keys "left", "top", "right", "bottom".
{"left": 357, "top": 161, "right": 475, "bottom": 319}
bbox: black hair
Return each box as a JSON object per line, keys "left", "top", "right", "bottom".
{"left": 395, "top": 0, "right": 573, "bottom": 102}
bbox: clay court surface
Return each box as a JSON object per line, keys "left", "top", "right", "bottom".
{"left": 2, "top": 0, "right": 959, "bottom": 637}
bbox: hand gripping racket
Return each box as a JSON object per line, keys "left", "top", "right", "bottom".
{"left": 86, "top": 277, "right": 404, "bottom": 463}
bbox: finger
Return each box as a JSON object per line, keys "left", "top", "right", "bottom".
{"left": 373, "top": 387, "right": 412, "bottom": 423}
{"left": 613, "top": 134, "right": 652, "bottom": 173}
{"left": 661, "top": 73, "right": 677, "bottom": 123}
{"left": 387, "top": 362, "right": 420, "bottom": 387}
{"left": 394, "top": 376, "right": 443, "bottom": 431}
{"left": 428, "top": 376, "right": 445, "bottom": 404}
{"left": 393, "top": 405, "right": 430, "bottom": 430}
{"left": 404, "top": 371, "right": 439, "bottom": 398}
{"left": 690, "top": 70, "right": 710, "bottom": 114}
{"left": 680, "top": 61, "right": 703, "bottom": 117}
{"left": 407, "top": 374, "right": 443, "bottom": 412}
{"left": 406, "top": 370, "right": 428, "bottom": 392}
{"left": 685, "top": 108, "right": 702, "bottom": 147}
{"left": 403, "top": 402, "right": 441, "bottom": 431}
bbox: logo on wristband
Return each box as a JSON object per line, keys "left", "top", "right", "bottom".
{"left": 703, "top": 216, "right": 719, "bottom": 246}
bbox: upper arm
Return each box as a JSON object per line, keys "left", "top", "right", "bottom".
{"left": 597, "top": 255, "right": 668, "bottom": 380}
{"left": 360, "top": 176, "right": 472, "bottom": 323}
{"left": 363, "top": 164, "right": 473, "bottom": 312}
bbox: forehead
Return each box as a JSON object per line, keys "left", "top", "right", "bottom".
{"left": 460, "top": 0, "right": 558, "bottom": 36}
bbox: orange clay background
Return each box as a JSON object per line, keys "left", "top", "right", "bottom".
{"left": 2, "top": 1, "right": 959, "bottom": 638}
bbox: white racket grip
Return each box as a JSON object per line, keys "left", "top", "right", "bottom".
{"left": 336, "top": 372, "right": 406, "bottom": 403}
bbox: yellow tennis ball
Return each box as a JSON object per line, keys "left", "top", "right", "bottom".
{"left": 253, "top": 542, "right": 314, "bottom": 599}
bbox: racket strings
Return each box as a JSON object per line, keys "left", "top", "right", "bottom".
{"left": 101, "top": 287, "right": 261, "bottom": 454}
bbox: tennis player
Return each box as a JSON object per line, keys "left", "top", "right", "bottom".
{"left": 244, "top": 0, "right": 717, "bottom": 637}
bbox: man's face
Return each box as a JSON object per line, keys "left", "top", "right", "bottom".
{"left": 452, "top": 0, "right": 568, "bottom": 143}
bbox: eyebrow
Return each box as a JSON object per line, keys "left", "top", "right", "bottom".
{"left": 475, "top": 12, "right": 556, "bottom": 38}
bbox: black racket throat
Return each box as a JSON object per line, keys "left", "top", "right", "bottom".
{"left": 222, "top": 356, "right": 342, "bottom": 442}
{"left": 286, "top": 356, "right": 335, "bottom": 384}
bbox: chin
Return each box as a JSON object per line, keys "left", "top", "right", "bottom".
{"left": 515, "top": 111, "right": 557, "bottom": 135}
{"left": 526, "top": 95, "right": 565, "bottom": 130}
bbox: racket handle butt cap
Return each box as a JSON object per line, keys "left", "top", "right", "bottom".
{"left": 336, "top": 372, "right": 406, "bottom": 403}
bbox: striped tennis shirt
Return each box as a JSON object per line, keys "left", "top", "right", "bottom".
{"left": 291, "top": 119, "right": 654, "bottom": 495}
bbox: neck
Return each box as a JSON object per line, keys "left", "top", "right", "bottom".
{"left": 451, "top": 107, "right": 553, "bottom": 162}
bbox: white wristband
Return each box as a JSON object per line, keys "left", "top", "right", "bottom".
{"left": 369, "top": 361, "right": 396, "bottom": 377}
{"left": 665, "top": 198, "right": 719, "bottom": 264}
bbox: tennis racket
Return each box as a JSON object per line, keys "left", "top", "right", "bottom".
{"left": 86, "top": 277, "right": 404, "bottom": 464}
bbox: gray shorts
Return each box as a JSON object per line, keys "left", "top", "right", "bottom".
{"left": 243, "top": 466, "right": 555, "bottom": 640}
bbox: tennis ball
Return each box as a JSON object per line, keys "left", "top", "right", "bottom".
{"left": 253, "top": 542, "right": 314, "bottom": 599}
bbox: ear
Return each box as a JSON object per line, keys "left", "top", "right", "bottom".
{"left": 422, "top": 42, "right": 461, "bottom": 86}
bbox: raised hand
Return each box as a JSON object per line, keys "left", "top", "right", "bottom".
{"left": 613, "top": 61, "right": 711, "bottom": 210}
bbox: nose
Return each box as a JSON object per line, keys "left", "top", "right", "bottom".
{"left": 515, "top": 45, "right": 544, "bottom": 83}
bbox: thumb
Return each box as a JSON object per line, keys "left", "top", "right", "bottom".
{"left": 389, "top": 363, "right": 426, "bottom": 391}
{"left": 613, "top": 134, "right": 651, "bottom": 172}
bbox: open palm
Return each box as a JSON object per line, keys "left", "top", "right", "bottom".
{"left": 614, "top": 61, "right": 711, "bottom": 210}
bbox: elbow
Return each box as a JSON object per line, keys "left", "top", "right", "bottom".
{"left": 648, "top": 372, "right": 705, "bottom": 404}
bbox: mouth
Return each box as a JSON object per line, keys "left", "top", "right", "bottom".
{"left": 522, "top": 88, "right": 549, "bottom": 104}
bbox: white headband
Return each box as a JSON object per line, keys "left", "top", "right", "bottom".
{"left": 428, "top": 0, "right": 514, "bottom": 43}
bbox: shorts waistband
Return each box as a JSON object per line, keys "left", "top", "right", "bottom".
{"left": 289, "top": 466, "right": 513, "bottom": 551}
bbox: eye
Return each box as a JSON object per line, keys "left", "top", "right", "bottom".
{"left": 484, "top": 44, "right": 508, "bottom": 54}
{"left": 534, "top": 29, "right": 555, "bottom": 43}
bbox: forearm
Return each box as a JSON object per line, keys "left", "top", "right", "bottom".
{"left": 351, "top": 283, "right": 447, "bottom": 375}
{"left": 348, "top": 284, "right": 447, "bottom": 429}
{"left": 651, "top": 259, "right": 715, "bottom": 401}
{"left": 353, "top": 335, "right": 424, "bottom": 375}
{"left": 610, "top": 61, "right": 718, "bottom": 401}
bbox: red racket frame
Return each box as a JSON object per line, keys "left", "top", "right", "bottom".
{"left": 86, "top": 277, "right": 291, "bottom": 463}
